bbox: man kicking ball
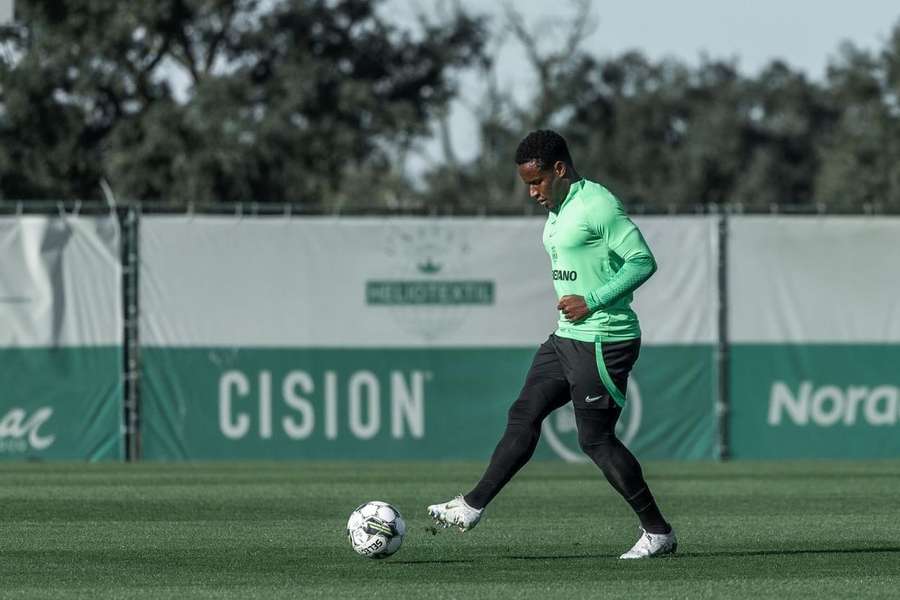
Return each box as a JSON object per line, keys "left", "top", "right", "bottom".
{"left": 427, "top": 129, "right": 676, "bottom": 559}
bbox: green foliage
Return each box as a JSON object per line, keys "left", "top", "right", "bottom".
{"left": 0, "top": 0, "right": 487, "bottom": 206}
{"left": 2, "top": 1, "right": 899, "bottom": 212}
{"left": 429, "top": 6, "right": 900, "bottom": 213}
{"left": 813, "top": 40, "right": 900, "bottom": 211}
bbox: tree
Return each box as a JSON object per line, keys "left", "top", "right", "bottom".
{"left": 423, "top": 5, "right": 900, "bottom": 214}
{"left": 0, "top": 0, "right": 487, "bottom": 206}
{"left": 4, "top": 2, "right": 899, "bottom": 213}
{"left": 814, "top": 38, "right": 900, "bottom": 212}
{"left": 422, "top": 0, "right": 596, "bottom": 213}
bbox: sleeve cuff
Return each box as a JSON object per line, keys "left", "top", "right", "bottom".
{"left": 585, "top": 291, "right": 604, "bottom": 312}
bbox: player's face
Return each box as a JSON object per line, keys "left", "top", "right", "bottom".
{"left": 517, "top": 160, "right": 567, "bottom": 210}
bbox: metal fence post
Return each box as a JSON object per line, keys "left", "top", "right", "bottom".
{"left": 120, "top": 204, "right": 141, "bottom": 461}
{"left": 716, "top": 207, "right": 730, "bottom": 460}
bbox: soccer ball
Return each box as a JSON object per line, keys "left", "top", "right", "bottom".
{"left": 346, "top": 501, "right": 407, "bottom": 559}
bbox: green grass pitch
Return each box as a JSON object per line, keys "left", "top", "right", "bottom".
{"left": 2, "top": 460, "right": 899, "bottom": 599}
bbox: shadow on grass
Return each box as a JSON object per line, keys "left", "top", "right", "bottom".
{"left": 649, "top": 472, "right": 900, "bottom": 482}
{"left": 388, "top": 559, "right": 476, "bottom": 565}
{"left": 686, "top": 546, "right": 900, "bottom": 558}
{"left": 506, "top": 546, "right": 900, "bottom": 560}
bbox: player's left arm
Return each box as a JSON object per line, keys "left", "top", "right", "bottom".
{"left": 585, "top": 198, "right": 656, "bottom": 312}
{"left": 559, "top": 197, "right": 656, "bottom": 321}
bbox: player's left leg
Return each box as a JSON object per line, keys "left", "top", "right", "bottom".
{"left": 560, "top": 337, "right": 676, "bottom": 558}
{"left": 574, "top": 406, "right": 676, "bottom": 557}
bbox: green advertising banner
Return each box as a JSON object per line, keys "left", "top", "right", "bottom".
{"left": 0, "top": 348, "right": 123, "bottom": 460}
{"left": 730, "top": 345, "right": 900, "bottom": 458}
{"left": 0, "top": 216, "right": 124, "bottom": 462}
{"left": 141, "top": 346, "right": 715, "bottom": 460}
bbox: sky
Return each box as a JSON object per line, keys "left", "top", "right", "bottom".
{"left": 382, "top": 0, "right": 900, "bottom": 169}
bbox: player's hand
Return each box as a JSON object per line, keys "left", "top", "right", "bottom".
{"left": 558, "top": 295, "right": 590, "bottom": 322}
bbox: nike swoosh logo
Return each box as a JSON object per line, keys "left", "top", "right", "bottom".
{"left": 585, "top": 395, "right": 602, "bottom": 403}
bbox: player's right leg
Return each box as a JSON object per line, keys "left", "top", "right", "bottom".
{"left": 427, "top": 337, "right": 569, "bottom": 531}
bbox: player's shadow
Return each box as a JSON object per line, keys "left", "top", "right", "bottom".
{"left": 507, "top": 545, "right": 900, "bottom": 560}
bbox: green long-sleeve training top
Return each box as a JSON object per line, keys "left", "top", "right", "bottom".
{"left": 542, "top": 178, "right": 657, "bottom": 342}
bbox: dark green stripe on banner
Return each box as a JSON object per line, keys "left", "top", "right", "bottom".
{"left": 730, "top": 344, "right": 900, "bottom": 458}
{"left": 365, "top": 281, "right": 494, "bottom": 305}
{"left": 0, "top": 347, "right": 123, "bottom": 461}
{"left": 140, "top": 346, "right": 716, "bottom": 461}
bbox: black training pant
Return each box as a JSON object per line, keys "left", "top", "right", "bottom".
{"left": 465, "top": 334, "right": 657, "bottom": 515}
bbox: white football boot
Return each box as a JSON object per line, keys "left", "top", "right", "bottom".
{"left": 426, "top": 496, "right": 483, "bottom": 532}
{"left": 619, "top": 527, "right": 678, "bottom": 559}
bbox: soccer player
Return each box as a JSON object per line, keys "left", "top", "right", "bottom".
{"left": 427, "top": 130, "right": 676, "bottom": 559}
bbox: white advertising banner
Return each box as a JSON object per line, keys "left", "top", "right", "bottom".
{"left": 141, "top": 216, "right": 717, "bottom": 347}
{"left": 729, "top": 216, "right": 900, "bottom": 343}
{"left": 0, "top": 216, "right": 122, "bottom": 347}
{"left": 0, "top": 215, "right": 123, "bottom": 461}
{"left": 728, "top": 216, "right": 900, "bottom": 459}
{"left": 140, "top": 216, "right": 719, "bottom": 460}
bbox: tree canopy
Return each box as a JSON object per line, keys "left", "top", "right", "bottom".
{"left": 0, "top": 0, "right": 486, "bottom": 207}
{"left": 425, "top": 3, "right": 900, "bottom": 214}
{"left": 2, "top": 0, "right": 899, "bottom": 213}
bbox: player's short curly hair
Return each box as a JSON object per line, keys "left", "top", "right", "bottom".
{"left": 514, "top": 130, "right": 573, "bottom": 169}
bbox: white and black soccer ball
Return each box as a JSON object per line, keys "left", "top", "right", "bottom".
{"left": 346, "top": 501, "right": 407, "bottom": 559}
